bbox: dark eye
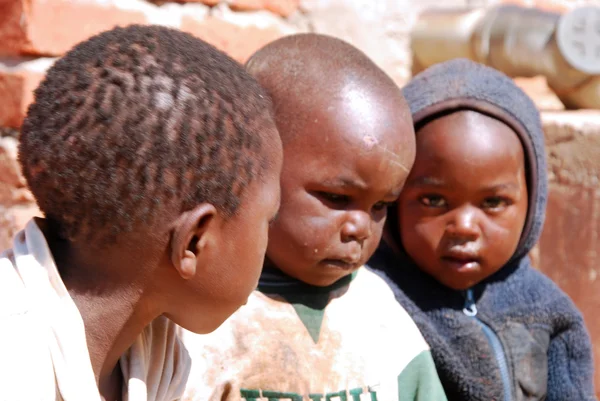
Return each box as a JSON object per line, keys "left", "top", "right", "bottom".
{"left": 482, "top": 197, "right": 509, "bottom": 210}
{"left": 373, "top": 201, "right": 394, "bottom": 212}
{"left": 318, "top": 192, "right": 350, "bottom": 205}
{"left": 419, "top": 195, "right": 447, "bottom": 208}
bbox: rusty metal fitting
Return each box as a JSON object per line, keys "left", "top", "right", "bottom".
{"left": 411, "top": 5, "right": 600, "bottom": 109}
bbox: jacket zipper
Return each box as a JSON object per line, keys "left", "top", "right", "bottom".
{"left": 463, "top": 289, "right": 512, "bottom": 401}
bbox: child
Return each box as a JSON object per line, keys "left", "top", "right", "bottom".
{"left": 0, "top": 25, "right": 282, "bottom": 400}
{"left": 180, "top": 33, "right": 447, "bottom": 401}
{"left": 368, "top": 59, "right": 597, "bottom": 401}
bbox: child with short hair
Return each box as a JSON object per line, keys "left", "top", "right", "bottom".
{"left": 369, "top": 59, "right": 596, "bottom": 401}
{"left": 0, "top": 25, "right": 282, "bottom": 400}
{"left": 180, "top": 33, "right": 447, "bottom": 401}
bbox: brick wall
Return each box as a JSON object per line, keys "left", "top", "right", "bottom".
{"left": 1, "top": 0, "right": 599, "bottom": 394}
{"left": 541, "top": 111, "right": 600, "bottom": 393}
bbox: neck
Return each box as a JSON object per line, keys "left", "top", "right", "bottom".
{"left": 68, "top": 281, "right": 155, "bottom": 390}
{"left": 45, "top": 231, "right": 163, "bottom": 398}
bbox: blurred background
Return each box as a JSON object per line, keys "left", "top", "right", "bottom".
{"left": 0, "top": 0, "right": 599, "bottom": 394}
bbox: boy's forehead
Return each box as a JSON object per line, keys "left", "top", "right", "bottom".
{"left": 418, "top": 111, "right": 521, "bottom": 150}
{"left": 289, "top": 104, "right": 412, "bottom": 159}
{"left": 286, "top": 121, "right": 412, "bottom": 195}
{"left": 291, "top": 82, "right": 412, "bottom": 138}
{"left": 414, "top": 111, "right": 525, "bottom": 172}
{"left": 279, "top": 90, "right": 415, "bottom": 188}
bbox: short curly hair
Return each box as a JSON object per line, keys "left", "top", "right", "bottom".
{"left": 19, "top": 25, "right": 276, "bottom": 243}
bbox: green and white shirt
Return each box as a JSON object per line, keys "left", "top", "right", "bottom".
{"left": 180, "top": 267, "right": 447, "bottom": 401}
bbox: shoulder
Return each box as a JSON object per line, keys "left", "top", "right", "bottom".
{"left": 502, "top": 262, "right": 576, "bottom": 307}
{"left": 0, "top": 246, "right": 35, "bottom": 330}
{"left": 0, "top": 250, "right": 58, "bottom": 400}
{"left": 488, "top": 261, "right": 586, "bottom": 330}
{"left": 0, "top": 249, "right": 26, "bottom": 315}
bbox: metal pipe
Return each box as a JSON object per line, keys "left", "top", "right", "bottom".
{"left": 411, "top": 5, "right": 600, "bottom": 109}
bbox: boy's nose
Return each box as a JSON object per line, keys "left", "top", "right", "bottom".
{"left": 445, "top": 206, "right": 481, "bottom": 241}
{"left": 341, "top": 211, "right": 371, "bottom": 244}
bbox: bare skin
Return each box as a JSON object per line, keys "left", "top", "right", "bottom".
{"left": 247, "top": 34, "right": 416, "bottom": 286}
{"left": 398, "top": 110, "right": 529, "bottom": 290}
{"left": 44, "top": 137, "right": 282, "bottom": 400}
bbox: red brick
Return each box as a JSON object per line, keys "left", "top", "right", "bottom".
{"left": 0, "top": 136, "right": 34, "bottom": 207}
{"left": 181, "top": 15, "right": 291, "bottom": 63}
{"left": 0, "top": 59, "right": 47, "bottom": 128}
{"left": 229, "top": 0, "right": 300, "bottom": 17}
{"left": 0, "top": 204, "right": 42, "bottom": 251}
{"left": 0, "top": 183, "right": 34, "bottom": 206}
{"left": 0, "top": 135, "right": 40, "bottom": 251}
{"left": 160, "top": 0, "right": 299, "bottom": 15}
{"left": 0, "top": 137, "right": 24, "bottom": 187}
{"left": 0, "top": 0, "right": 147, "bottom": 57}
{"left": 540, "top": 184, "right": 600, "bottom": 395}
{"left": 0, "top": 0, "right": 297, "bottom": 59}
{"left": 0, "top": 0, "right": 29, "bottom": 55}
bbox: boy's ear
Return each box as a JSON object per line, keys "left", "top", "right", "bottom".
{"left": 170, "top": 204, "right": 218, "bottom": 280}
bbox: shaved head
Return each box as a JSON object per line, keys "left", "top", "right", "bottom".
{"left": 245, "top": 33, "right": 416, "bottom": 286}
{"left": 246, "top": 33, "right": 412, "bottom": 146}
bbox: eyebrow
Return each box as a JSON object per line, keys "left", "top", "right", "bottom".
{"left": 410, "top": 176, "right": 520, "bottom": 192}
{"left": 410, "top": 176, "right": 446, "bottom": 187}
{"left": 320, "top": 177, "right": 368, "bottom": 191}
{"left": 320, "top": 177, "right": 403, "bottom": 200}
{"left": 482, "top": 183, "right": 520, "bottom": 192}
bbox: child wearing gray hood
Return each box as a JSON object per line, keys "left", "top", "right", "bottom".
{"left": 369, "top": 59, "right": 596, "bottom": 401}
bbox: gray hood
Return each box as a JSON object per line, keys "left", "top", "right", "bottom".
{"left": 401, "top": 58, "right": 547, "bottom": 262}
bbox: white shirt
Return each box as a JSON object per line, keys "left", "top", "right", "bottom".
{"left": 0, "top": 219, "right": 190, "bottom": 401}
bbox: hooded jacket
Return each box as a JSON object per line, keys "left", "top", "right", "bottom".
{"left": 368, "top": 59, "right": 596, "bottom": 401}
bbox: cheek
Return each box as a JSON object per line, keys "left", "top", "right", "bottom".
{"left": 399, "top": 205, "right": 444, "bottom": 252}
{"left": 232, "top": 220, "right": 268, "bottom": 294}
{"left": 252, "top": 220, "right": 270, "bottom": 261}
{"left": 365, "top": 219, "right": 385, "bottom": 255}
{"left": 401, "top": 219, "right": 443, "bottom": 255}
{"left": 224, "top": 209, "right": 270, "bottom": 279}
{"left": 482, "top": 212, "right": 525, "bottom": 258}
{"left": 271, "top": 193, "right": 340, "bottom": 250}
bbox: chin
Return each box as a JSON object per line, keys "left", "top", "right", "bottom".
{"left": 170, "top": 307, "right": 240, "bottom": 335}
{"left": 168, "top": 316, "right": 211, "bottom": 335}
{"left": 418, "top": 263, "right": 481, "bottom": 291}
{"left": 306, "top": 271, "right": 355, "bottom": 287}
{"left": 280, "top": 263, "right": 358, "bottom": 287}
{"left": 436, "top": 274, "right": 483, "bottom": 291}
{"left": 307, "top": 276, "right": 342, "bottom": 287}
{"left": 182, "top": 317, "right": 227, "bottom": 335}
{"left": 443, "top": 280, "right": 473, "bottom": 291}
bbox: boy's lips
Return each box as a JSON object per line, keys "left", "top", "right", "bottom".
{"left": 441, "top": 249, "right": 481, "bottom": 271}
{"left": 320, "top": 258, "right": 360, "bottom": 271}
